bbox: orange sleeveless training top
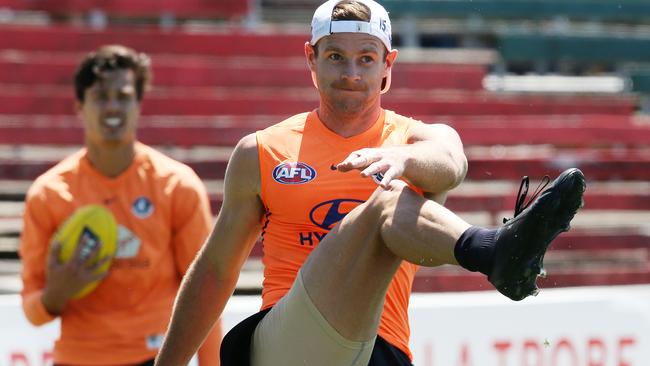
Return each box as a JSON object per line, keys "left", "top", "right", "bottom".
{"left": 256, "top": 109, "right": 420, "bottom": 359}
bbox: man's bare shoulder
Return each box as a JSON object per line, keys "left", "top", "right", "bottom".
{"left": 225, "top": 133, "right": 261, "bottom": 196}
{"left": 236, "top": 133, "right": 259, "bottom": 155}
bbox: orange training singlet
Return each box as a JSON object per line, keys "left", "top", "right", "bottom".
{"left": 256, "top": 109, "right": 421, "bottom": 360}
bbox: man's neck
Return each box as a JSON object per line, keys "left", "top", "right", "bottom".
{"left": 86, "top": 142, "right": 135, "bottom": 178}
{"left": 317, "top": 103, "right": 382, "bottom": 138}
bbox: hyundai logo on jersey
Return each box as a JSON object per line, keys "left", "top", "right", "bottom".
{"left": 273, "top": 162, "right": 317, "bottom": 184}
{"left": 310, "top": 198, "right": 365, "bottom": 230}
{"left": 132, "top": 196, "right": 154, "bottom": 218}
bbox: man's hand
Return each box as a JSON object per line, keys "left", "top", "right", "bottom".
{"left": 337, "top": 122, "right": 468, "bottom": 194}
{"left": 41, "top": 239, "right": 112, "bottom": 315}
{"left": 337, "top": 147, "right": 408, "bottom": 188}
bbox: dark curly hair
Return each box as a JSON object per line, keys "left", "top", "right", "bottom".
{"left": 74, "top": 45, "right": 152, "bottom": 102}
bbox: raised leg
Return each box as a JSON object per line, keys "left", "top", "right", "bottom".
{"left": 301, "top": 180, "right": 469, "bottom": 342}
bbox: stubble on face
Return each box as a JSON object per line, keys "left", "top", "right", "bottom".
{"left": 314, "top": 34, "right": 387, "bottom": 117}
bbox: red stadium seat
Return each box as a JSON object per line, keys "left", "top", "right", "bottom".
{"left": 0, "top": 25, "right": 306, "bottom": 57}
{"left": 0, "top": 0, "right": 248, "bottom": 19}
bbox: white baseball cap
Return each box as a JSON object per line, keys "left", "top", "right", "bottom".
{"left": 310, "top": 0, "right": 393, "bottom": 51}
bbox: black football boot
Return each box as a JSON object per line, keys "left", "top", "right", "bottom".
{"left": 489, "top": 168, "right": 586, "bottom": 301}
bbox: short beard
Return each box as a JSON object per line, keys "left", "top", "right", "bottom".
{"left": 332, "top": 97, "right": 366, "bottom": 115}
{"left": 321, "top": 87, "right": 376, "bottom": 116}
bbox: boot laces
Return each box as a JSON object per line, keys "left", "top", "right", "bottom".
{"left": 503, "top": 175, "right": 551, "bottom": 224}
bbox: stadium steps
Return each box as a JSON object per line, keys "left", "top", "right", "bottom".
{"left": 381, "top": 0, "right": 650, "bottom": 23}
{"left": 0, "top": 85, "right": 637, "bottom": 115}
{"left": 0, "top": 259, "right": 21, "bottom": 294}
{"left": 0, "top": 176, "right": 648, "bottom": 208}
{"left": 263, "top": 0, "right": 650, "bottom": 23}
{"left": 0, "top": 24, "right": 309, "bottom": 57}
{"left": 498, "top": 32, "right": 650, "bottom": 65}
{"left": 2, "top": 229, "right": 648, "bottom": 293}
{"left": 3, "top": 224, "right": 647, "bottom": 253}
{"left": 0, "top": 179, "right": 33, "bottom": 200}
{"left": 0, "top": 51, "right": 487, "bottom": 90}
{"left": 413, "top": 251, "right": 650, "bottom": 292}
{"left": 1, "top": 114, "right": 649, "bottom": 146}
{"left": 1, "top": 179, "right": 647, "bottom": 224}
{"left": 629, "top": 69, "right": 650, "bottom": 94}
{"left": 0, "top": 0, "right": 248, "bottom": 19}
{"left": 0, "top": 256, "right": 263, "bottom": 295}
{"left": 463, "top": 149, "right": 650, "bottom": 181}
{"left": 1, "top": 144, "right": 648, "bottom": 181}
{"left": 0, "top": 25, "right": 500, "bottom": 65}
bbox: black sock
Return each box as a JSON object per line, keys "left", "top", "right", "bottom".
{"left": 454, "top": 226, "right": 497, "bottom": 276}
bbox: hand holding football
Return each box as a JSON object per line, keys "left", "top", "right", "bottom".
{"left": 51, "top": 204, "right": 118, "bottom": 299}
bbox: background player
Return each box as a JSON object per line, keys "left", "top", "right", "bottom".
{"left": 19, "top": 45, "right": 222, "bottom": 366}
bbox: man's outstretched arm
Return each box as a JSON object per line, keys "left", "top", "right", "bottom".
{"left": 156, "top": 134, "right": 265, "bottom": 366}
{"left": 337, "top": 122, "right": 467, "bottom": 194}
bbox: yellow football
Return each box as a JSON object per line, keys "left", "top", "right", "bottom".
{"left": 52, "top": 204, "right": 118, "bottom": 299}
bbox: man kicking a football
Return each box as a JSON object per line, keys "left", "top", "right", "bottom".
{"left": 156, "top": 1, "right": 586, "bottom": 365}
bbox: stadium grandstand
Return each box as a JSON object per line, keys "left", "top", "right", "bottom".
{"left": 0, "top": 0, "right": 649, "bottom": 363}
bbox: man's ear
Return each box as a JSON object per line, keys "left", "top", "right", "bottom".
{"left": 305, "top": 42, "right": 320, "bottom": 90}
{"left": 381, "top": 49, "right": 398, "bottom": 94}
{"left": 305, "top": 42, "right": 317, "bottom": 71}
{"left": 75, "top": 99, "right": 83, "bottom": 113}
{"left": 385, "top": 48, "right": 398, "bottom": 69}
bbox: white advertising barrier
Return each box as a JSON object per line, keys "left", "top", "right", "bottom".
{"left": 406, "top": 285, "right": 650, "bottom": 366}
{"left": 0, "top": 295, "right": 57, "bottom": 366}
{"left": 2, "top": 285, "right": 649, "bottom": 366}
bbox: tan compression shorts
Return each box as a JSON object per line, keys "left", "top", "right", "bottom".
{"left": 251, "top": 271, "right": 376, "bottom": 366}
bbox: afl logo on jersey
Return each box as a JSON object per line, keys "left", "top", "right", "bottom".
{"left": 132, "top": 196, "right": 154, "bottom": 219}
{"left": 272, "top": 162, "right": 317, "bottom": 184}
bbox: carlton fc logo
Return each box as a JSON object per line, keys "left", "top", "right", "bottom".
{"left": 132, "top": 196, "right": 154, "bottom": 218}
{"left": 273, "top": 162, "right": 317, "bottom": 184}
